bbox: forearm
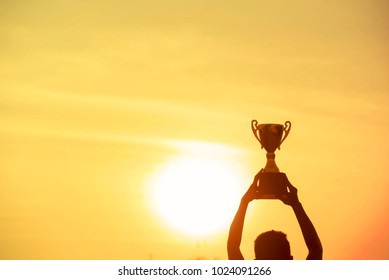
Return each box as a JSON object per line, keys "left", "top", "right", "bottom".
{"left": 292, "top": 202, "right": 323, "bottom": 260}
{"left": 227, "top": 199, "right": 249, "bottom": 260}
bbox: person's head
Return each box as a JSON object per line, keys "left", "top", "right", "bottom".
{"left": 254, "top": 230, "right": 293, "bottom": 260}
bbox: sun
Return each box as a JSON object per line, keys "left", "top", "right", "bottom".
{"left": 148, "top": 141, "right": 248, "bottom": 238}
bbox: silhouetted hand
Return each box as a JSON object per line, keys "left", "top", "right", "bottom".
{"left": 241, "top": 169, "right": 264, "bottom": 203}
{"left": 280, "top": 177, "right": 300, "bottom": 206}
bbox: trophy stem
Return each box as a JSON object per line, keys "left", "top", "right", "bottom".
{"left": 264, "top": 152, "right": 280, "bottom": 172}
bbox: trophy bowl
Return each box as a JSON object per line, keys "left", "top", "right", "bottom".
{"left": 251, "top": 120, "right": 291, "bottom": 173}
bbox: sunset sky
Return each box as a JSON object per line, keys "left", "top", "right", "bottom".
{"left": 1, "top": 0, "right": 388, "bottom": 260}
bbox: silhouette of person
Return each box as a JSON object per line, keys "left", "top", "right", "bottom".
{"left": 227, "top": 170, "right": 323, "bottom": 260}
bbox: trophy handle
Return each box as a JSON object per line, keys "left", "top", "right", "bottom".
{"left": 251, "top": 119, "right": 264, "bottom": 149}
{"left": 278, "top": 121, "right": 291, "bottom": 149}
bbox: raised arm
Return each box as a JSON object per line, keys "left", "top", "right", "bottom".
{"left": 282, "top": 180, "right": 323, "bottom": 260}
{"left": 227, "top": 170, "right": 262, "bottom": 260}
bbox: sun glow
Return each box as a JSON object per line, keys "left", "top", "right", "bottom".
{"left": 148, "top": 141, "right": 248, "bottom": 238}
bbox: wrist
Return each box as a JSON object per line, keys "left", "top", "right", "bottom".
{"left": 291, "top": 201, "right": 302, "bottom": 209}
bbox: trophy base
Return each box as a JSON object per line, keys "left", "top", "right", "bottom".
{"left": 255, "top": 172, "right": 288, "bottom": 199}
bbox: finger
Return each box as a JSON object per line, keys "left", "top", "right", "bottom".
{"left": 285, "top": 178, "right": 297, "bottom": 190}
{"left": 250, "top": 176, "right": 258, "bottom": 187}
{"left": 287, "top": 182, "right": 296, "bottom": 189}
{"left": 289, "top": 185, "right": 297, "bottom": 194}
{"left": 254, "top": 168, "right": 264, "bottom": 181}
{"left": 249, "top": 182, "right": 257, "bottom": 192}
{"left": 249, "top": 178, "right": 258, "bottom": 190}
{"left": 253, "top": 169, "right": 262, "bottom": 179}
{"left": 284, "top": 174, "right": 292, "bottom": 185}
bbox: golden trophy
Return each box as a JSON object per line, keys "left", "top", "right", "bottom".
{"left": 251, "top": 120, "right": 291, "bottom": 199}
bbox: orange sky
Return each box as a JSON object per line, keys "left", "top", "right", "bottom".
{"left": 1, "top": 0, "right": 388, "bottom": 259}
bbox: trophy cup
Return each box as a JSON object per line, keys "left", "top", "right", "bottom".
{"left": 251, "top": 120, "right": 291, "bottom": 199}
